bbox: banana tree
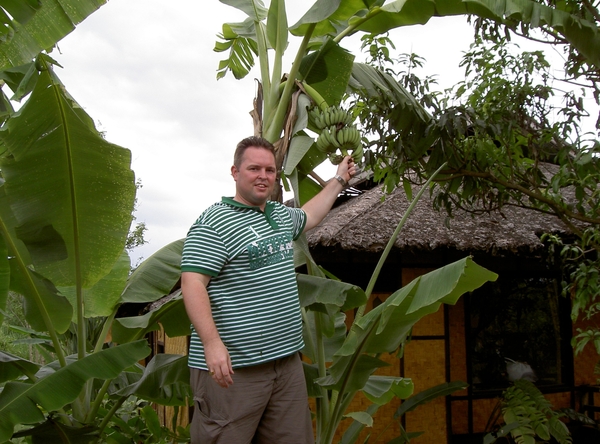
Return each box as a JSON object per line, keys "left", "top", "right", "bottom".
{"left": 0, "top": 55, "right": 192, "bottom": 442}
{"left": 215, "top": 0, "right": 600, "bottom": 204}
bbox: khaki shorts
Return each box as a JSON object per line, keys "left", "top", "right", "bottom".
{"left": 190, "top": 352, "right": 314, "bottom": 444}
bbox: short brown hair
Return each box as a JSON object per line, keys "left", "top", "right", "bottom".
{"left": 234, "top": 136, "right": 275, "bottom": 168}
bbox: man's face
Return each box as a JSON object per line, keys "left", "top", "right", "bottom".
{"left": 231, "top": 146, "right": 277, "bottom": 209}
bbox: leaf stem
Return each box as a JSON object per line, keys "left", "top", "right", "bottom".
{"left": 264, "top": 23, "right": 316, "bottom": 142}
{"left": 97, "top": 395, "right": 127, "bottom": 438}
{"left": 86, "top": 378, "right": 112, "bottom": 423}
{"left": 355, "top": 162, "right": 448, "bottom": 321}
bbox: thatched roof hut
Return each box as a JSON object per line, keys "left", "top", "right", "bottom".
{"left": 306, "top": 177, "right": 571, "bottom": 261}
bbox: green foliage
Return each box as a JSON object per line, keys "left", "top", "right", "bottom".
{"left": 485, "top": 379, "right": 572, "bottom": 444}
{"left": 0, "top": 0, "right": 107, "bottom": 70}
{"left": 102, "top": 399, "right": 189, "bottom": 443}
{"left": 352, "top": 27, "right": 600, "bottom": 375}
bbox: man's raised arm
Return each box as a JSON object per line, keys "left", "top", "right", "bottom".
{"left": 301, "top": 156, "right": 356, "bottom": 232}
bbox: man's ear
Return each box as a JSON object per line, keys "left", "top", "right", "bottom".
{"left": 231, "top": 165, "right": 238, "bottom": 180}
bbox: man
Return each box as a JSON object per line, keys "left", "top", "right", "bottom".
{"left": 181, "top": 136, "right": 356, "bottom": 443}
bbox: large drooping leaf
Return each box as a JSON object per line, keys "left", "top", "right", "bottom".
{"left": 58, "top": 250, "right": 130, "bottom": 319}
{"left": 0, "top": 340, "right": 150, "bottom": 443}
{"left": 290, "top": 0, "right": 600, "bottom": 71}
{"left": 289, "top": 0, "right": 345, "bottom": 37}
{"left": 466, "top": 0, "right": 600, "bottom": 69}
{"left": 121, "top": 239, "right": 183, "bottom": 304}
{"left": 0, "top": 0, "right": 107, "bottom": 70}
{"left": 300, "top": 39, "right": 355, "bottom": 107}
{"left": 112, "top": 293, "right": 190, "bottom": 344}
{"left": 117, "top": 354, "right": 191, "bottom": 406}
{"left": 394, "top": 381, "right": 467, "bottom": 418}
{"left": 284, "top": 135, "right": 314, "bottom": 176}
{"left": 298, "top": 273, "right": 367, "bottom": 313}
{"left": 9, "top": 262, "right": 72, "bottom": 334}
{"left": 318, "top": 257, "right": 497, "bottom": 390}
{"left": 363, "top": 374, "right": 414, "bottom": 405}
{"left": 350, "top": 63, "right": 432, "bottom": 130}
{"left": 13, "top": 420, "right": 99, "bottom": 444}
{"left": 0, "top": 68, "right": 136, "bottom": 289}
{"left": 0, "top": 184, "right": 72, "bottom": 334}
{"left": 302, "top": 311, "right": 347, "bottom": 363}
{"left": 0, "top": 0, "right": 41, "bottom": 27}
{"left": 219, "top": 0, "right": 268, "bottom": 22}
{"left": 0, "top": 351, "right": 40, "bottom": 384}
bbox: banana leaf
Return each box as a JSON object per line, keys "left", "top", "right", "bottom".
{"left": 0, "top": 183, "right": 72, "bottom": 334}
{"left": 121, "top": 239, "right": 184, "bottom": 304}
{"left": 394, "top": 381, "right": 468, "bottom": 418}
{"left": 318, "top": 257, "right": 497, "bottom": 391}
{"left": 299, "top": 38, "right": 355, "bottom": 107}
{"left": 112, "top": 292, "right": 190, "bottom": 344}
{"left": 298, "top": 273, "right": 367, "bottom": 313}
{"left": 0, "top": 0, "right": 107, "bottom": 70}
{"left": 117, "top": 353, "right": 191, "bottom": 407}
{"left": 289, "top": 0, "right": 599, "bottom": 70}
{"left": 13, "top": 421, "right": 98, "bottom": 444}
{"left": 215, "top": 18, "right": 259, "bottom": 80}
{"left": 0, "top": 340, "right": 150, "bottom": 443}
{"left": 302, "top": 311, "right": 347, "bottom": 363}
{"left": 0, "top": 68, "right": 135, "bottom": 290}
{"left": 219, "top": 0, "right": 267, "bottom": 22}
{"left": 363, "top": 375, "right": 414, "bottom": 405}
{"left": 467, "top": 0, "right": 600, "bottom": 69}
{"left": 284, "top": 134, "right": 316, "bottom": 176}
{"left": 58, "top": 251, "right": 130, "bottom": 320}
{"left": 266, "top": 0, "right": 288, "bottom": 55}
{"left": 0, "top": 351, "right": 40, "bottom": 384}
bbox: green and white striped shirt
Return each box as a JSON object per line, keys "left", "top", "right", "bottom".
{"left": 181, "top": 197, "right": 307, "bottom": 370}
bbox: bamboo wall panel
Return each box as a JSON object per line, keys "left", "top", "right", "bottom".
{"left": 404, "top": 339, "right": 447, "bottom": 443}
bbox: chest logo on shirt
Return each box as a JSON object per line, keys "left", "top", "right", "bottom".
{"left": 247, "top": 232, "right": 294, "bottom": 270}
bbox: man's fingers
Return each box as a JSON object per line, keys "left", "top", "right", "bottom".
{"left": 210, "top": 367, "right": 233, "bottom": 388}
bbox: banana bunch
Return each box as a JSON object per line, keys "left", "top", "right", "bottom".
{"left": 311, "top": 104, "right": 363, "bottom": 164}
{"left": 309, "top": 105, "right": 355, "bottom": 130}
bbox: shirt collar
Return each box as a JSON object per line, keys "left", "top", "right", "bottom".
{"left": 222, "top": 197, "right": 278, "bottom": 228}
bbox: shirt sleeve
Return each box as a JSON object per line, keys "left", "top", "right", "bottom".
{"left": 181, "top": 223, "right": 228, "bottom": 276}
{"left": 287, "top": 207, "right": 307, "bottom": 240}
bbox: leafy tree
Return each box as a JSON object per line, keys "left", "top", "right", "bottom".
{"left": 351, "top": 11, "right": 600, "bottom": 373}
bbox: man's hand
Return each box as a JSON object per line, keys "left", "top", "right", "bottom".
{"left": 302, "top": 155, "right": 358, "bottom": 232}
{"left": 181, "top": 271, "right": 235, "bottom": 388}
{"left": 204, "top": 337, "right": 234, "bottom": 388}
{"left": 336, "top": 156, "right": 357, "bottom": 185}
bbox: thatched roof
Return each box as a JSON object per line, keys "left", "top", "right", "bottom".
{"left": 306, "top": 179, "right": 571, "bottom": 257}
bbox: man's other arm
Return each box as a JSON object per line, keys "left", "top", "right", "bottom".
{"left": 181, "top": 271, "right": 234, "bottom": 387}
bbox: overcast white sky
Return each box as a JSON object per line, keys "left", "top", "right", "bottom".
{"left": 48, "top": 1, "right": 520, "bottom": 262}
